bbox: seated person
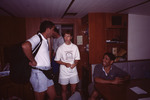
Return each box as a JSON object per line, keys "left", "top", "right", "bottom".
{"left": 89, "top": 52, "right": 130, "bottom": 100}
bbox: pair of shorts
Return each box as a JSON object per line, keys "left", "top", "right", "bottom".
{"left": 59, "top": 75, "right": 79, "bottom": 85}
{"left": 30, "top": 70, "right": 54, "bottom": 92}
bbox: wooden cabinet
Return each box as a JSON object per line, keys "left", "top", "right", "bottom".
{"left": 106, "top": 13, "right": 128, "bottom": 28}
{"left": 82, "top": 13, "right": 106, "bottom": 64}
{"left": 105, "top": 14, "right": 128, "bottom": 61}
{"left": 105, "top": 28, "right": 127, "bottom": 61}
{"left": 81, "top": 13, "right": 128, "bottom": 64}
{"left": 88, "top": 13, "right": 106, "bottom": 64}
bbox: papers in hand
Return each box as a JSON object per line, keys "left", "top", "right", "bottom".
{"left": 130, "top": 86, "right": 147, "bottom": 94}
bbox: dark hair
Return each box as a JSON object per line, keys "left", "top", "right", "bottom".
{"left": 54, "top": 27, "right": 59, "bottom": 33}
{"left": 104, "top": 52, "right": 116, "bottom": 61}
{"left": 40, "top": 20, "right": 55, "bottom": 33}
{"left": 62, "top": 30, "right": 73, "bottom": 37}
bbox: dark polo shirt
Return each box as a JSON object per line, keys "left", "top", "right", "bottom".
{"left": 93, "top": 64, "right": 128, "bottom": 80}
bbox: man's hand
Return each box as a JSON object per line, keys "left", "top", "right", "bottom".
{"left": 70, "top": 64, "right": 76, "bottom": 69}
{"left": 112, "top": 77, "right": 124, "bottom": 85}
{"left": 70, "top": 60, "right": 78, "bottom": 69}
{"left": 65, "top": 63, "right": 71, "bottom": 68}
{"left": 29, "top": 60, "right": 37, "bottom": 66}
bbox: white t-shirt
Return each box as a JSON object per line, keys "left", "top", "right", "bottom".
{"left": 27, "top": 33, "right": 51, "bottom": 69}
{"left": 53, "top": 36, "right": 64, "bottom": 53}
{"left": 54, "top": 43, "right": 80, "bottom": 78}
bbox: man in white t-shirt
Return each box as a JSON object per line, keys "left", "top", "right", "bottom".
{"left": 22, "top": 21, "right": 56, "bottom": 100}
{"left": 55, "top": 31, "right": 80, "bottom": 100}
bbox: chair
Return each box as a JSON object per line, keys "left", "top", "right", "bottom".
{"left": 68, "top": 91, "right": 82, "bottom": 100}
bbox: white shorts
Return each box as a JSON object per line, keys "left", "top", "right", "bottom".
{"left": 30, "top": 70, "right": 54, "bottom": 92}
{"left": 59, "top": 75, "right": 79, "bottom": 85}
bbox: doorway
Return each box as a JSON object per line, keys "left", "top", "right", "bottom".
{"left": 55, "top": 24, "right": 74, "bottom": 43}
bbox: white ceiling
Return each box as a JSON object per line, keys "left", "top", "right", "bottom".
{"left": 0, "top": 0, "right": 150, "bottom": 18}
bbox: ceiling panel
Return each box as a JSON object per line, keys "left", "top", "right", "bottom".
{"left": 0, "top": 0, "right": 150, "bottom": 18}
{"left": 0, "top": 0, "right": 72, "bottom": 18}
{"left": 67, "top": 0, "right": 146, "bottom": 18}
{"left": 121, "top": 2, "right": 150, "bottom": 16}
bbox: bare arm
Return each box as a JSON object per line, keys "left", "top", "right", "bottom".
{"left": 56, "top": 60, "right": 71, "bottom": 68}
{"left": 56, "top": 60, "right": 79, "bottom": 69}
{"left": 22, "top": 41, "right": 37, "bottom": 66}
{"left": 95, "top": 77, "right": 115, "bottom": 84}
{"left": 95, "top": 75, "right": 130, "bottom": 85}
{"left": 70, "top": 60, "right": 79, "bottom": 69}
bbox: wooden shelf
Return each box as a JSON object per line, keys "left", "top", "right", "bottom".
{"left": 81, "top": 13, "right": 128, "bottom": 64}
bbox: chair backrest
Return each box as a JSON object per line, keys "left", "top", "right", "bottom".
{"left": 91, "top": 60, "right": 150, "bottom": 80}
{"left": 68, "top": 91, "right": 82, "bottom": 100}
{"left": 91, "top": 64, "right": 98, "bottom": 82}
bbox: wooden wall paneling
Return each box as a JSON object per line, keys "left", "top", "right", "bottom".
{"left": 0, "top": 17, "right": 26, "bottom": 45}
{"left": 79, "top": 18, "right": 90, "bottom": 80}
{"left": 12, "top": 18, "right": 26, "bottom": 43}
{"left": 89, "top": 13, "right": 106, "bottom": 64}
{"left": 0, "top": 16, "right": 26, "bottom": 69}
{"left": 41, "top": 18, "right": 81, "bottom": 44}
{"left": 25, "top": 18, "right": 41, "bottom": 39}
{"left": 0, "top": 17, "right": 13, "bottom": 45}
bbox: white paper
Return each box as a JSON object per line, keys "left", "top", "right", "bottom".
{"left": 130, "top": 86, "right": 147, "bottom": 94}
{"left": 77, "top": 35, "right": 83, "bottom": 45}
{"left": 0, "top": 71, "right": 10, "bottom": 77}
{"left": 138, "top": 97, "right": 150, "bottom": 100}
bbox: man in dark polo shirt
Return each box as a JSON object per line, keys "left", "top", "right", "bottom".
{"left": 89, "top": 52, "right": 130, "bottom": 100}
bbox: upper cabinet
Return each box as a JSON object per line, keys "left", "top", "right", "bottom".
{"left": 82, "top": 13, "right": 128, "bottom": 64}
{"left": 105, "top": 13, "right": 128, "bottom": 28}
{"left": 105, "top": 13, "right": 128, "bottom": 62}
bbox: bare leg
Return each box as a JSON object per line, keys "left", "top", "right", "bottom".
{"left": 90, "top": 90, "right": 99, "bottom": 100}
{"left": 70, "top": 84, "right": 77, "bottom": 95}
{"left": 47, "top": 85, "right": 56, "bottom": 100}
{"left": 34, "top": 91, "right": 45, "bottom": 100}
{"left": 61, "top": 85, "right": 67, "bottom": 100}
